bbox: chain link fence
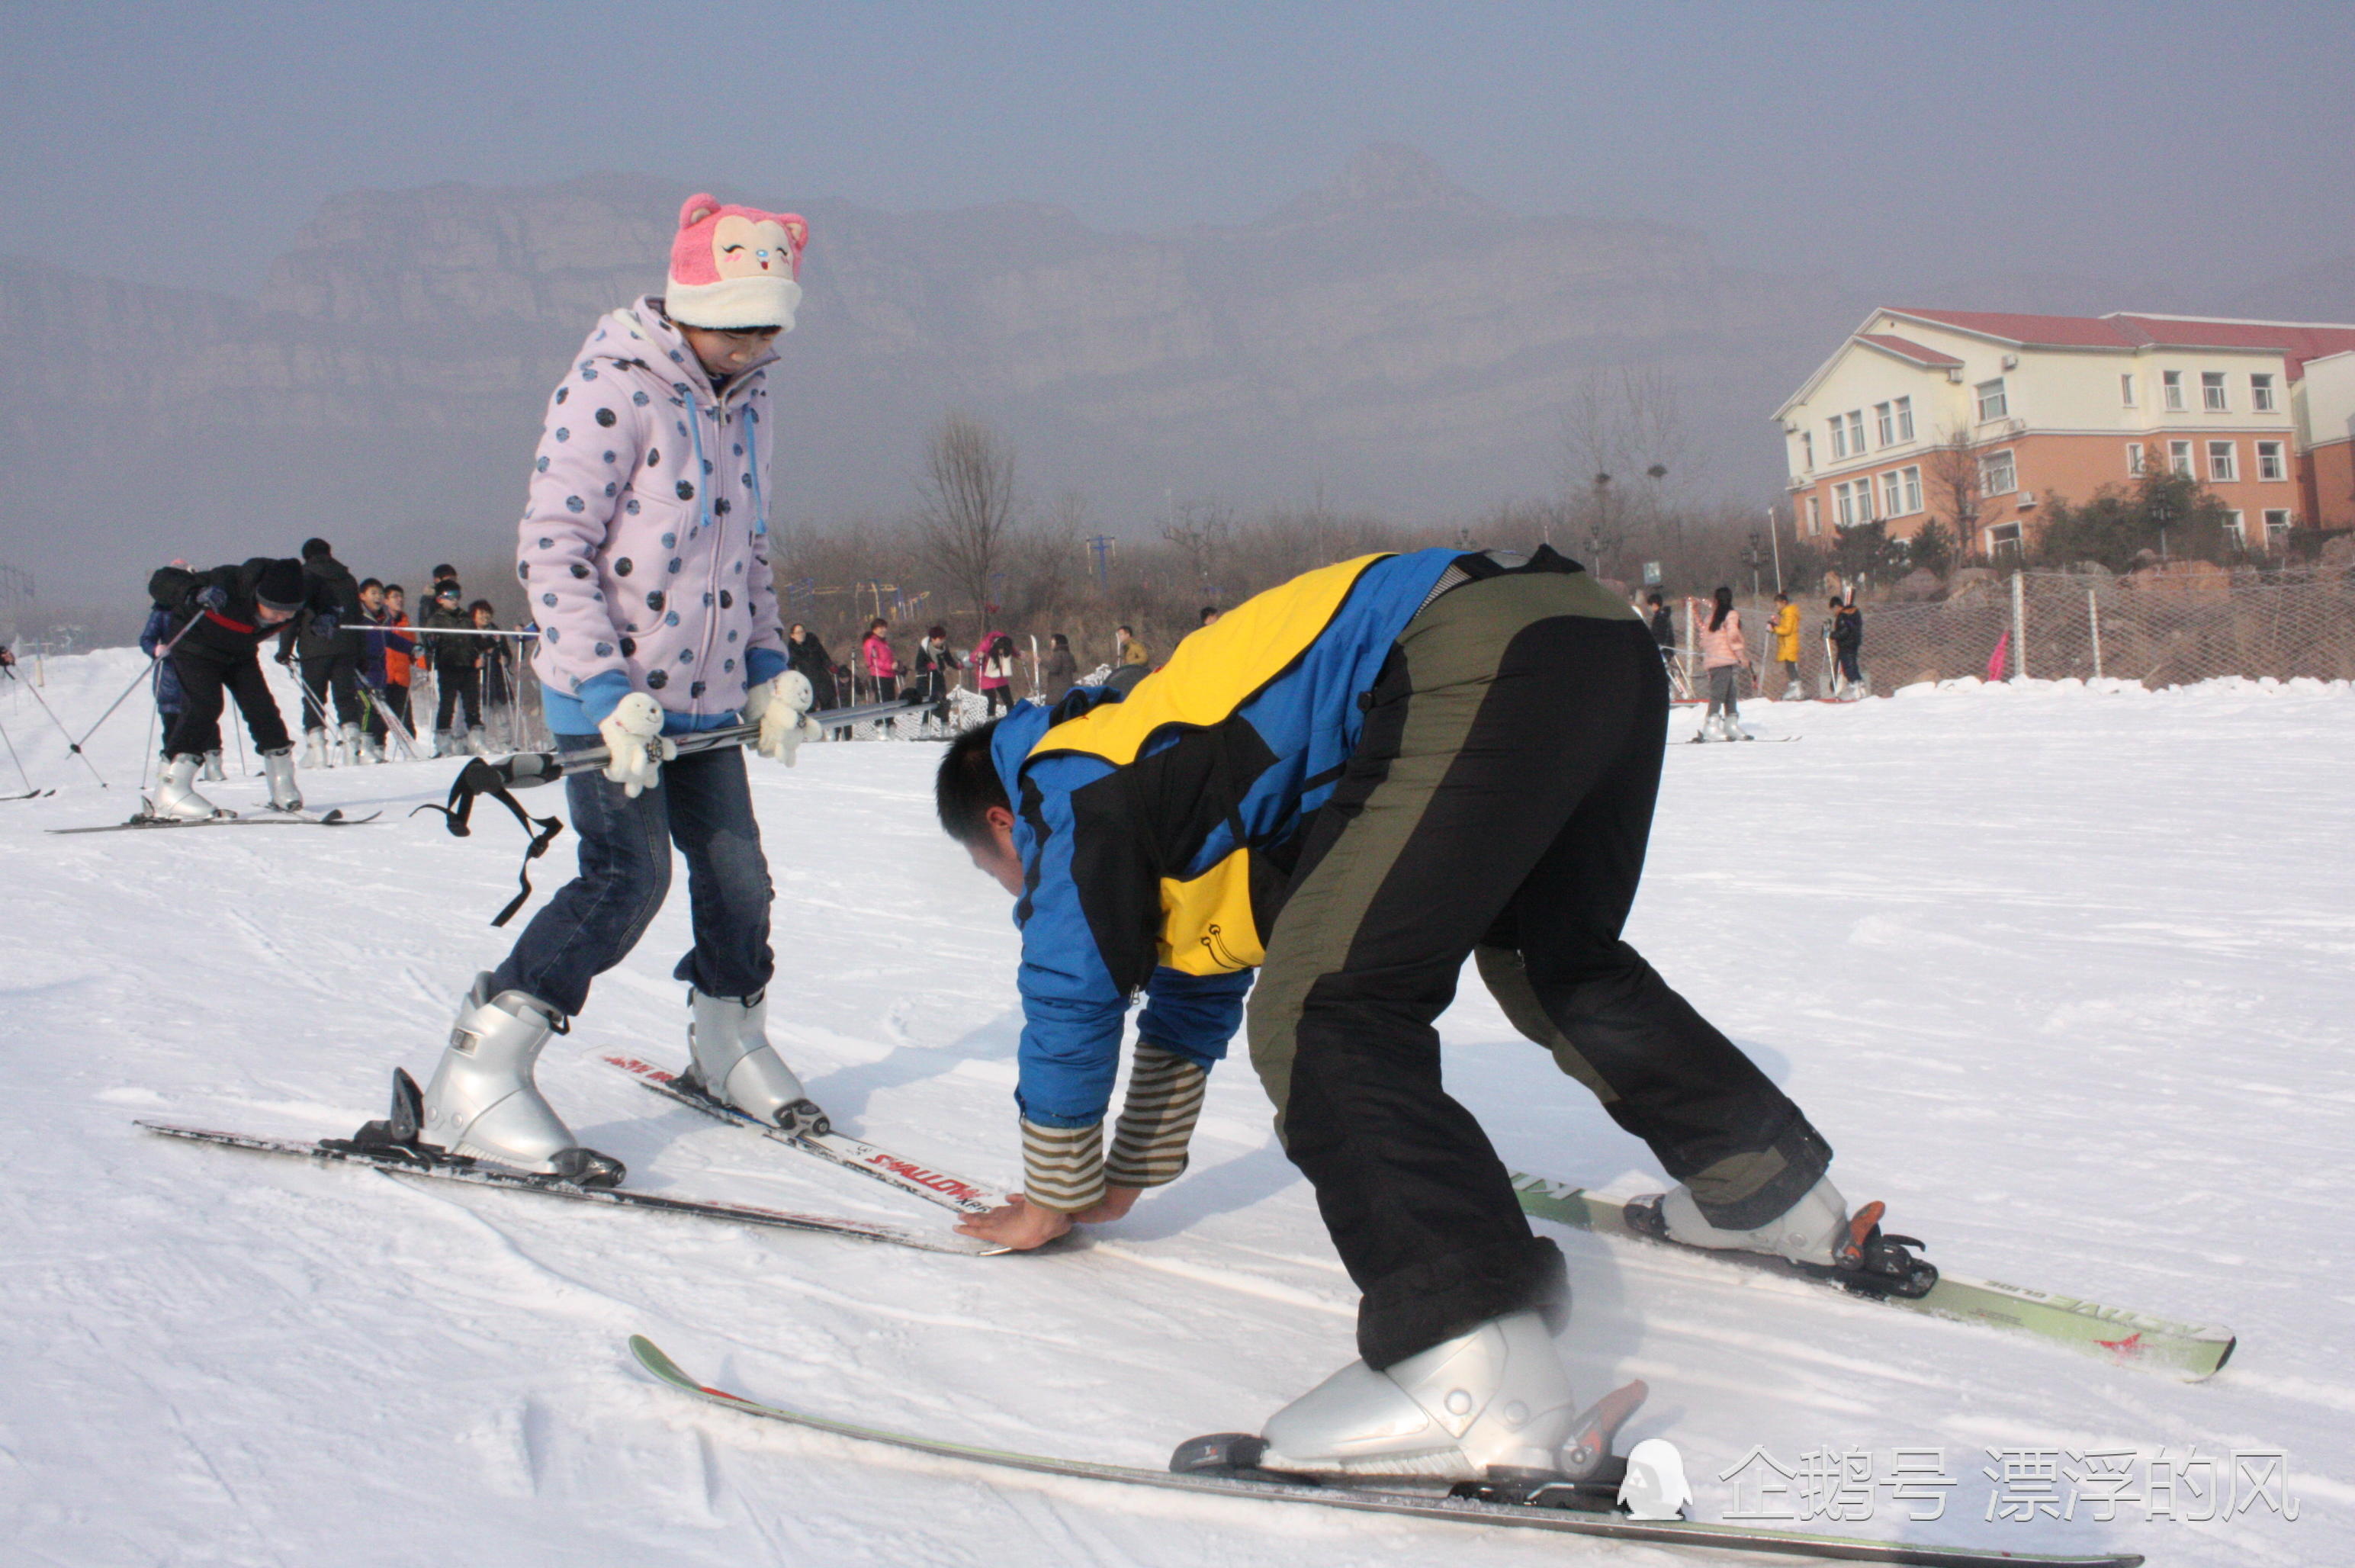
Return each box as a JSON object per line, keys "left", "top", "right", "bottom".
{"left": 1701, "top": 570, "right": 2355, "bottom": 701}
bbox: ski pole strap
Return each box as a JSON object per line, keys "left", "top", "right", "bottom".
{"left": 410, "top": 753, "right": 567, "bottom": 927}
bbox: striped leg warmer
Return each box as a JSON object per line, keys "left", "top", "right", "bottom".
{"left": 1104, "top": 1041, "right": 1208, "bottom": 1189}
{"left": 1020, "top": 1119, "right": 1105, "bottom": 1213}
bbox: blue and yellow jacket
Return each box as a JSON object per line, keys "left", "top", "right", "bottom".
{"left": 988, "top": 549, "right": 1461, "bottom": 1129}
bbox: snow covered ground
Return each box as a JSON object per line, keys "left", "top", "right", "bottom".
{"left": 2, "top": 649, "right": 2347, "bottom": 1567}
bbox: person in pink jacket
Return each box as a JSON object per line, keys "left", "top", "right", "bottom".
{"left": 860, "top": 617, "right": 898, "bottom": 701}
{"left": 1690, "top": 586, "right": 1751, "bottom": 742}
{"left": 972, "top": 628, "right": 1017, "bottom": 716}
{"left": 359, "top": 194, "right": 831, "bottom": 1187}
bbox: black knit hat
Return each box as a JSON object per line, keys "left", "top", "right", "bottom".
{"left": 300, "top": 537, "right": 333, "bottom": 561}
{"left": 256, "top": 558, "right": 307, "bottom": 612}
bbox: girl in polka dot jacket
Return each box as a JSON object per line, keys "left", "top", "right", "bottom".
{"left": 373, "top": 195, "right": 832, "bottom": 1188}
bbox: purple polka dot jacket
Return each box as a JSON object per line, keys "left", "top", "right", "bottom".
{"left": 519, "top": 297, "right": 789, "bottom": 730}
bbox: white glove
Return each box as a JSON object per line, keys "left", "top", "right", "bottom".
{"left": 744, "top": 670, "right": 824, "bottom": 766}
{"left": 597, "top": 692, "right": 675, "bottom": 798}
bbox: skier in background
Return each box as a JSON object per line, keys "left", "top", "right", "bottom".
{"left": 358, "top": 192, "right": 825, "bottom": 1187}
{"left": 1108, "top": 623, "right": 1151, "bottom": 696}
{"left": 278, "top": 538, "right": 367, "bottom": 768}
{"left": 1692, "top": 586, "right": 1749, "bottom": 741}
{"left": 973, "top": 628, "right": 1017, "bottom": 717}
{"left": 422, "top": 583, "right": 485, "bottom": 755}
{"left": 1039, "top": 631, "right": 1078, "bottom": 704}
{"left": 912, "top": 625, "right": 959, "bottom": 721}
{"left": 934, "top": 545, "right": 1866, "bottom": 1485}
{"left": 137, "top": 595, "right": 202, "bottom": 776}
{"left": 1769, "top": 590, "right": 1803, "bottom": 699}
{"left": 368, "top": 583, "right": 419, "bottom": 756}
{"left": 471, "top": 599, "right": 515, "bottom": 748}
{"left": 146, "top": 557, "right": 337, "bottom": 819}
{"left": 1830, "top": 595, "right": 1866, "bottom": 698}
{"left": 861, "top": 617, "right": 898, "bottom": 703}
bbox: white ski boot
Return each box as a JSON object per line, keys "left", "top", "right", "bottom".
{"left": 1254, "top": 1311, "right": 1579, "bottom": 1480}
{"left": 201, "top": 750, "right": 226, "bottom": 782}
{"left": 360, "top": 731, "right": 385, "bottom": 763}
{"left": 416, "top": 972, "right": 623, "bottom": 1184}
{"left": 339, "top": 721, "right": 364, "bottom": 766}
{"left": 1658, "top": 1174, "right": 1849, "bottom": 1265}
{"left": 301, "top": 728, "right": 328, "bottom": 769}
{"left": 685, "top": 988, "right": 827, "bottom": 1133}
{"left": 431, "top": 728, "right": 455, "bottom": 758}
{"left": 153, "top": 754, "right": 228, "bottom": 821}
{"left": 467, "top": 725, "right": 491, "bottom": 757}
{"left": 261, "top": 745, "right": 303, "bottom": 811}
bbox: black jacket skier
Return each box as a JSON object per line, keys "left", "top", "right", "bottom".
{"left": 276, "top": 540, "right": 368, "bottom": 738}
{"left": 148, "top": 557, "right": 333, "bottom": 761}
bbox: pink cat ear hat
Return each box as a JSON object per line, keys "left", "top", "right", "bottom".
{"left": 666, "top": 193, "right": 809, "bottom": 330}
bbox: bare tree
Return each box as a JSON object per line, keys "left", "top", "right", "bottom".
{"left": 1557, "top": 366, "right": 1695, "bottom": 576}
{"left": 1925, "top": 426, "right": 1985, "bottom": 562}
{"left": 1160, "top": 497, "right": 1235, "bottom": 599}
{"left": 912, "top": 413, "right": 1020, "bottom": 629}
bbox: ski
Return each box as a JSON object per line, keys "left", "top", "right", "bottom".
{"left": 136, "top": 1122, "right": 1005, "bottom": 1255}
{"left": 601, "top": 1053, "right": 1003, "bottom": 1216}
{"left": 50, "top": 806, "right": 383, "bottom": 834}
{"left": 1512, "top": 1174, "right": 2235, "bottom": 1381}
{"left": 2, "top": 788, "right": 56, "bottom": 800}
{"left": 628, "top": 1335, "right": 2142, "bottom": 1567}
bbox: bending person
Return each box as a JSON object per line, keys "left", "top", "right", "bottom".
{"left": 936, "top": 545, "right": 1863, "bottom": 1484}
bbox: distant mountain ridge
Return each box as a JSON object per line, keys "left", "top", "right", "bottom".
{"left": 0, "top": 146, "right": 2321, "bottom": 603}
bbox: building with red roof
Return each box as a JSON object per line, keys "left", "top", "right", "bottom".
{"left": 1774, "top": 308, "right": 2355, "bottom": 557}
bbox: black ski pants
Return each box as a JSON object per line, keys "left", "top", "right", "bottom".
{"left": 164, "top": 648, "right": 291, "bottom": 758}
{"left": 1246, "top": 570, "right": 1830, "bottom": 1370}
{"left": 299, "top": 652, "right": 363, "bottom": 731}
{"left": 435, "top": 664, "right": 481, "bottom": 732}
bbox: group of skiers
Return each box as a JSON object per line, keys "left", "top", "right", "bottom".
{"left": 137, "top": 539, "right": 535, "bottom": 820}
{"left": 320, "top": 191, "right": 1886, "bottom": 1495}
{"left": 1638, "top": 586, "right": 1870, "bottom": 740}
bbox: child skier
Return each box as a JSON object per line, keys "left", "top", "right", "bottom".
{"left": 146, "top": 557, "right": 338, "bottom": 818}
{"left": 935, "top": 546, "right": 1870, "bottom": 1483}
{"left": 1692, "top": 586, "right": 1749, "bottom": 741}
{"left": 362, "top": 193, "right": 824, "bottom": 1187}
{"left": 1769, "top": 590, "right": 1803, "bottom": 699}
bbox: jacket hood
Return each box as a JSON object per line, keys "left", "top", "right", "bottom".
{"left": 583, "top": 297, "right": 779, "bottom": 401}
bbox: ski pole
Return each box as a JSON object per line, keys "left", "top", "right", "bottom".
{"left": 70, "top": 613, "right": 207, "bottom": 754}
{"left": 13, "top": 670, "right": 110, "bottom": 787}
{"left": 0, "top": 710, "right": 34, "bottom": 793}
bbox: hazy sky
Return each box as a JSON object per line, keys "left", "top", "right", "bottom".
{"left": 6, "top": 1, "right": 2351, "bottom": 300}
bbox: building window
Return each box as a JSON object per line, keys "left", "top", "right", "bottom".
{"left": 1829, "top": 418, "right": 1847, "bottom": 460}
{"left": 1847, "top": 410, "right": 1867, "bottom": 455}
{"left": 1894, "top": 397, "right": 1913, "bottom": 440}
{"left": 2257, "top": 440, "right": 2285, "bottom": 480}
{"left": 2163, "top": 370, "right": 2185, "bottom": 410}
{"left": 2202, "top": 371, "right": 2228, "bottom": 412}
{"left": 2224, "top": 510, "right": 2246, "bottom": 548}
{"left": 1801, "top": 430, "right": 1814, "bottom": 470}
{"left": 1988, "top": 521, "right": 2022, "bottom": 557}
{"left": 2168, "top": 439, "right": 2193, "bottom": 475}
{"left": 1874, "top": 402, "right": 1894, "bottom": 447}
{"left": 1833, "top": 483, "right": 1853, "bottom": 528}
{"left": 1881, "top": 470, "right": 1903, "bottom": 518}
{"left": 1975, "top": 378, "right": 2009, "bottom": 422}
{"left": 2264, "top": 509, "right": 2292, "bottom": 543}
{"left": 1902, "top": 465, "right": 1923, "bottom": 513}
{"left": 2207, "top": 440, "right": 2237, "bottom": 482}
{"left": 2120, "top": 373, "right": 2138, "bottom": 406}
{"left": 1979, "top": 449, "right": 2017, "bottom": 495}
{"left": 2126, "top": 442, "right": 2145, "bottom": 476}
{"left": 1807, "top": 495, "right": 1821, "bottom": 535}
{"left": 2251, "top": 373, "right": 2276, "bottom": 412}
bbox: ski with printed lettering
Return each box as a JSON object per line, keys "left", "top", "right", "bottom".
{"left": 1511, "top": 1172, "right": 2235, "bottom": 1381}
{"left": 133, "top": 1121, "right": 1005, "bottom": 1255}
{"left": 599, "top": 1053, "right": 1002, "bottom": 1215}
{"left": 628, "top": 1335, "right": 2145, "bottom": 1567}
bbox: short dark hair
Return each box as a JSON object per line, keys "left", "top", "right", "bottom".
{"left": 1645, "top": 593, "right": 1663, "bottom": 606}
{"left": 432, "top": 564, "right": 456, "bottom": 578}
{"left": 301, "top": 537, "right": 333, "bottom": 561}
{"left": 467, "top": 599, "right": 494, "bottom": 616}
{"left": 936, "top": 719, "right": 1010, "bottom": 847}
{"left": 1199, "top": 606, "right": 1219, "bottom": 623}
{"left": 385, "top": 583, "right": 406, "bottom": 596}
{"left": 359, "top": 577, "right": 383, "bottom": 593}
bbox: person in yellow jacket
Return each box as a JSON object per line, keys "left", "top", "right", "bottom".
{"left": 1768, "top": 591, "right": 1803, "bottom": 699}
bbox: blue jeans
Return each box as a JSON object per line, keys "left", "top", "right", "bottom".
{"left": 490, "top": 736, "right": 774, "bottom": 1017}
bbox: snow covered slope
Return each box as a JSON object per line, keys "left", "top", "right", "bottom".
{"left": 2, "top": 651, "right": 2345, "bottom": 1566}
